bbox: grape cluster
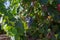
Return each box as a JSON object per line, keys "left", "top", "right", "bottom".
{"left": 25, "top": 16, "right": 33, "bottom": 27}
{"left": 57, "top": 4, "right": 60, "bottom": 11}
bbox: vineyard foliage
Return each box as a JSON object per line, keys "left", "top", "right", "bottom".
{"left": 0, "top": 0, "right": 60, "bottom": 40}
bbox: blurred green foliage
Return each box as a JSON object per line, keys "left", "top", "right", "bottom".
{"left": 0, "top": 0, "right": 60, "bottom": 40}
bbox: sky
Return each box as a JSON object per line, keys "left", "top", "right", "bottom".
{"left": 4, "top": 0, "right": 10, "bottom": 9}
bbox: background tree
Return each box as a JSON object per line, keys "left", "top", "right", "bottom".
{"left": 0, "top": 0, "right": 60, "bottom": 40}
